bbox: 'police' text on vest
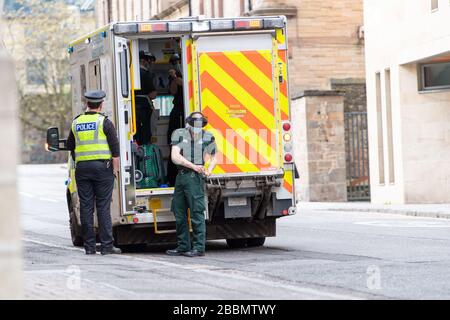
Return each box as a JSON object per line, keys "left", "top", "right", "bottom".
{"left": 75, "top": 122, "right": 97, "bottom": 132}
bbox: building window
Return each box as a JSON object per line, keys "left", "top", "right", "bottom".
{"left": 431, "top": 0, "right": 439, "bottom": 11}
{"left": 375, "top": 72, "right": 385, "bottom": 185}
{"left": 384, "top": 69, "right": 395, "bottom": 184}
{"left": 420, "top": 62, "right": 450, "bottom": 90}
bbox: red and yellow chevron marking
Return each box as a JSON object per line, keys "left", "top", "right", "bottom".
{"left": 185, "top": 39, "right": 195, "bottom": 112}
{"left": 199, "top": 50, "right": 280, "bottom": 174}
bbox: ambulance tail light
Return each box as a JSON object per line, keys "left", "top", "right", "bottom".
{"left": 234, "top": 19, "right": 262, "bottom": 30}
{"left": 284, "top": 153, "right": 293, "bottom": 163}
{"left": 210, "top": 19, "right": 233, "bottom": 31}
{"left": 139, "top": 22, "right": 168, "bottom": 33}
{"left": 282, "top": 121, "right": 294, "bottom": 163}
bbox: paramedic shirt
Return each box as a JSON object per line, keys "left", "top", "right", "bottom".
{"left": 170, "top": 128, "right": 216, "bottom": 166}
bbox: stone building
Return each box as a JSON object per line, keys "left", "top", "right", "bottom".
{"left": 95, "top": 0, "right": 367, "bottom": 202}
{"left": 364, "top": 0, "right": 450, "bottom": 204}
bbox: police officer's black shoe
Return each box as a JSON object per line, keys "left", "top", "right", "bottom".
{"left": 85, "top": 250, "right": 96, "bottom": 255}
{"left": 101, "top": 247, "right": 122, "bottom": 255}
{"left": 182, "top": 250, "right": 205, "bottom": 257}
{"left": 166, "top": 249, "right": 187, "bottom": 256}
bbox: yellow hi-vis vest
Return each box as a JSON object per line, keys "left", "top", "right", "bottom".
{"left": 72, "top": 113, "right": 112, "bottom": 163}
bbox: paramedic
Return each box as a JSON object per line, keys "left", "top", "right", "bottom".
{"left": 66, "top": 90, "right": 122, "bottom": 255}
{"left": 167, "top": 111, "right": 217, "bottom": 257}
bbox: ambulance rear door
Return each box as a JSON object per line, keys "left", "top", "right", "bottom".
{"left": 194, "top": 32, "right": 283, "bottom": 177}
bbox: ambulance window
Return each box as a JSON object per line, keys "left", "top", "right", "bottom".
{"left": 119, "top": 47, "right": 129, "bottom": 98}
{"left": 88, "top": 59, "right": 101, "bottom": 90}
{"left": 80, "top": 64, "right": 86, "bottom": 98}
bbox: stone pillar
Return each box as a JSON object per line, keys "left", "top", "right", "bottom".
{"left": 292, "top": 91, "right": 347, "bottom": 202}
{"left": 0, "top": 11, "right": 23, "bottom": 298}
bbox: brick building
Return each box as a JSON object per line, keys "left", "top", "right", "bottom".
{"left": 95, "top": 0, "right": 367, "bottom": 202}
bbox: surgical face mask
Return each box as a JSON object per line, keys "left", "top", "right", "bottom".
{"left": 191, "top": 126, "right": 202, "bottom": 134}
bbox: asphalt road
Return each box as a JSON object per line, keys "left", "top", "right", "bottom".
{"left": 19, "top": 164, "right": 450, "bottom": 299}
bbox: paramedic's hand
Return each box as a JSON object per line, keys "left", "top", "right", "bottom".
{"left": 204, "top": 169, "right": 212, "bottom": 177}
{"left": 192, "top": 164, "right": 205, "bottom": 174}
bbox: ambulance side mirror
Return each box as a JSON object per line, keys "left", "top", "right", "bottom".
{"left": 46, "top": 127, "right": 67, "bottom": 152}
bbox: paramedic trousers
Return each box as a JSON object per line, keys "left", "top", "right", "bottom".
{"left": 75, "top": 160, "right": 115, "bottom": 252}
{"left": 171, "top": 170, "right": 206, "bottom": 252}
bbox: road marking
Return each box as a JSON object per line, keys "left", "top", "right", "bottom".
{"left": 23, "top": 237, "right": 365, "bottom": 300}
{"left": 19, "top": 192, "right": 63, "bottom": 203}
{"left": 24, "top": 268, "right": 140, "bottom": 298}
{"left": 354, "top": 221, "right": 450, "bottom": 228}
{"left": 39, "top": 198, "right": 60, "bottom": 203}
{"left": 19, "top": 192, "right": 36, "bottom": 198}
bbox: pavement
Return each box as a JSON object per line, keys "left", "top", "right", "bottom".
{"left": 18, "top": 164, "right": 450, "bottom": 300}
{"left": 297, "top": 202, "right": 450, "bottom": 219}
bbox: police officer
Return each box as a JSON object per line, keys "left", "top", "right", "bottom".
{"left": 167, "top": 112, "right": 217, "bottom": 257}
{"left": 66, "top": 90, "right": 122, "bottom": 255}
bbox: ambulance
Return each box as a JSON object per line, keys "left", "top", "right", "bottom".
{"left": 46, "top": 15, "right": 296, "bottom": 249}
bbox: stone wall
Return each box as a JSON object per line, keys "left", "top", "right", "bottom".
{"left": 292, "top": 91, "right": 347, "bottom": 202}
{"left": 330, "top": 78, "right": 367, "bottom": 113}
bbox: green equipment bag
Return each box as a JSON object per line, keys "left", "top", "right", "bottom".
{"left": 136, "top": 144, "right": 166, "bottom": 189}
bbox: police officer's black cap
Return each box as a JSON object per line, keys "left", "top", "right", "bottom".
{"left": 84, "top": 90, "right": 106, "bottom": 103}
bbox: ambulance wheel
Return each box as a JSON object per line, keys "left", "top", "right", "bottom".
{"left": 226, "top": 238, "right": 247, "bottom": 249}
{"left": 247, "top": 237, "right": 266, "bottom": 247}
{"left": 69, "top": 212, "right": 84, "bottom": 247}
{"left": 68, "top": 197, "right": 83, "bottom": 247}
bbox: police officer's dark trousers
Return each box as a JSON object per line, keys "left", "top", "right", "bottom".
{"left": 75, "top": 160, "right": 115, "bottom": 252}
{"left": 171, "top": 170, "right": 206, "bottom": 252}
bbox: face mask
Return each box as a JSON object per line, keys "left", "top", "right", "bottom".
{"left": 191, "top": 126, "right": 202, "bottom": 134}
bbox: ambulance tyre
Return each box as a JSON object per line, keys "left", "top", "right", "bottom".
{"left": 226, "top": 238, "right": 247, "bottom": 249}
{"left": 247, "top": 237, "right": 266, "bottom": 247}
{"left": 68, "top": 199, "right": 83, "bottom": 247}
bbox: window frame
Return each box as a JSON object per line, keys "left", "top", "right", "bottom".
{"left": 119, "top": 45, "right": 130, "bottom": 98}
{"left": 419, "top": 61, "right": 450, "bottom": 91}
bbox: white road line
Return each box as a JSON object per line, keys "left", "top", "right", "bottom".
{"left": 23, "top": 268, "right": 140, "bottom": 298}
{"left": 39, "top": 198, "right": 61, "bottom": 203}
{"left": 19, "top": 192, "right": 36, "bottom": 198}
{"left": 23, "top": 237, "right": 364, "bottom": 300}
{"left": 19, "top": 192, "right": 62, "bottom": 203}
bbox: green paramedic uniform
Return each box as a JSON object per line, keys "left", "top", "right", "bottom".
{"left": 170, "top": 128, "right": 216, "bottom": 252}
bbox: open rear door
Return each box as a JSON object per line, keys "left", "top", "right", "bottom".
{"left": 114, "top": 36, "right": 136, "bottom": 214}
{"left": 195, "top": 33, "right": 281, "bottom": 176}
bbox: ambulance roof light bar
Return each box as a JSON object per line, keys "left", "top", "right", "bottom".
{"left": 113, "top": 17, "right": 285, "bottom": 35}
